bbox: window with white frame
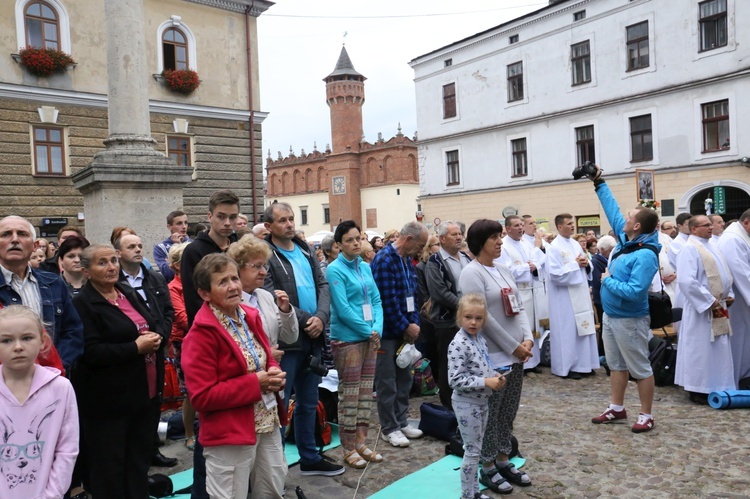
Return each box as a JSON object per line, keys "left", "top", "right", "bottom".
{"left": 442, "top": 83, "right": 456, "bottom": 119}
{"left": 575, "top": 125, "right": 595, "bottom": 165}
{"left": 323, "top": 205, "right": 330, "bottom": 224}
{"left": 702, "top": 99, "right": 730, "bottom": 152}
{"left": 507, "top": 62, "right": 524, "bottom": 102}
{"left": 446, "top": 150, "right": 460, "bottom": 186}
{"left": 163, "top": 27, "right": 189, "bottom": 71}
{"left": 300, "top": 206, "right": 308, "bottom": 226}
{"left": 699, "top": 0, "right": 727, "bottom": 52}
{"left": 629, "top": 115, "right": 653, "bottom": 162}
{"left": 511, "top": 138, "right": 528, "bottom": 177}
{"left": 571, "top": 41, "right": 591, "bottom": 85}
{"left": 16, "top": 0, "right": 71, "bottom": 54}
{"left": 32, "top": 125, "right": 66, "bottom": 176}
{"left": 626, "top": 21, "right": 649, "bottom": 71}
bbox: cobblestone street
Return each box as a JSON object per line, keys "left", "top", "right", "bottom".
{"left": 156, "top": 366, "right": 750, "bottom": 498}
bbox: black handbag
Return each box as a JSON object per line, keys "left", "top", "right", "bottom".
{"left": 418, "top": 403, "right": 457, "bottom": 441}
{"left": 648, "top": 289, "right": 673, "bottom": 329}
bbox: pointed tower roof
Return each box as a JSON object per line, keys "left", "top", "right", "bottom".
{"left": 324, "top": 46, "right": 366, "bottom": 81}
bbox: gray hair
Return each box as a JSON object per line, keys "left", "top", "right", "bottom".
{"left": 437, "top": 220, "right": 459, "bottom": 237}
{"left": 400, "top": 221, "right": 427, "bottom": 239}
{"left": 263, "top": 202, "right": 293, "bottom": 223}
{"left": 597, "top": 235, "right": 617, "bottom": 253}
{"left": 80, "top": 244, "right": 115, "bottom": 270}
{"left": 320, "top": 235, "right": 335, "bottom": 252}
{"left": 1, "top": 215, "right": 37, "bottom": 239}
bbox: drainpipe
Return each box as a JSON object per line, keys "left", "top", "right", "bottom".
{"left": 245, "top": 3, "right": 258, "bottom": 223}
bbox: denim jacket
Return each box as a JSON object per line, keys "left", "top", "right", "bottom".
{"left": 0, "top": 268, "right": 84, "bottom": 372}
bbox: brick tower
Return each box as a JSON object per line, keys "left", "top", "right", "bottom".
{"left": 323, "top": 46, "right": 366, "bottom": 225}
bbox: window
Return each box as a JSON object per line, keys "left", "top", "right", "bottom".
{"left": 167, "top": 135, "right": 191, "bottom": 166}
{"left": 32, "top": 126, "right": 65, "bottom": 176}
{"left": 574, "top": 10, "right": 586, "bottom": 21}
{"left": 575, "top": 125, "right": 595, "bottom": 164}
{"left": 162, "top": 27, "right": 188, "bottom": 71}
{"left": 511, "top": 138, "right": 528, "bottom": 177}
{"left": 25, "top": 1, "right": 59, "bottom": 49}
{"left": 300, "top": 207, "right": 308, "bottom": 226}
{"left": 444, "top": 58, "right": 452, "bottom": 67}
{"left": 702, "top": 99, "right": 730, "bottom": 152}
{"left": 626, "top": 21, "right": 649, "bottom": 71}
{"left": 442, "top": 83, "right": 456, "bottom": 119}
{"left": 507, "top": 62, "right": 524, "bottom": 102}
{"left": 509, "top": 34, "right": 519, "bottom": 44}
{"left": 323, "top": 205, "right": 330, "bottom": 224}
{"left": 571, "top": 41, "right": 591, "bottom": 85}
{"left": 446, "top": 150, "right": 460, "bottom": 186}
{"left": 699, "top": 0, "right": 727, "bottom": 51}
{"left": 629, "top": 115, "right": 653, "bottom": 162}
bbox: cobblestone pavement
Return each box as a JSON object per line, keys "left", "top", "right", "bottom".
{"left": 155, "top": 367, "right": 750, "bottom": 498}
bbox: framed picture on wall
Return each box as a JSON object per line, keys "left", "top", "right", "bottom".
{"left": 635, "top": 169, "right": 655, "bottom": 202}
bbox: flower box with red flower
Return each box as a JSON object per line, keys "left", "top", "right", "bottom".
{"left": 161, "top": 69, "right": 201, "bottom": 95}
{"left": 17, "top": 47, "right": 75, "bottom": 77}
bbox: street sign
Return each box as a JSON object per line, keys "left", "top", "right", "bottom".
{"left": 43, "top": 218, "right": 68, "bottom": 226}
{"left": 433, "top": 217, "right": 441, "bottom": 226}
{"left": 714, "top": 186, "right": 726, "bottom": 215}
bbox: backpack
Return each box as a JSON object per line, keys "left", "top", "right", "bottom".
{"left": 648, "top": 333, "right": 677, "bottom": 386}
{"left": 411, "top": 357, "right": 438, "bottom": 397}
{"left": 286, "top": 399, "right": 332, "bottom": 449}
{"left": 161, "top": 358, "right": 183, "bottom": 412}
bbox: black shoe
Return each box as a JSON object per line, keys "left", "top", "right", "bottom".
{"left": 151, "top": 449, "right": 178, "bottom": 467}
{"left": 496, "top": 462, "right": 532, "bottom": 487}
{"left": 479, "top": 468, "right": 513, "bottom": 494}
{"left": 565, "top": 372, "right": 582, "bottom": 380}
{"left": 300, "top": 458, "right": 345, "bottom": 476}
{"left": 688, "top": 391, "right": 709, "bottom": 405}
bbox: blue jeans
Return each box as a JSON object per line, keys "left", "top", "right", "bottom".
{"left": 281, "top": 348, "right": 323, "bottom": 465}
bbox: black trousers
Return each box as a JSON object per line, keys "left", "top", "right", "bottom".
{"left": 81, "top": 397, "right": 160, "bottom": 499}
{"left": 436, "top": 325, "right": 459, "bottom": 409}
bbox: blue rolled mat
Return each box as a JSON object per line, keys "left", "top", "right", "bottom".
{"left": 708, "top": 390, "right": 750, "bottom": 409}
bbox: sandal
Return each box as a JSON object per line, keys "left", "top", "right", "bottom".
{"left": 496, "top": 462, "right": 531, "bottom": 487}
{"left": 185, "top": 435, "right": 196, "bottom": 451}
{"left": 343, "top": 449, "right": 367, "bottom": 469}
{"left": 356, "top": 446, "right": 383, "bottom": 463}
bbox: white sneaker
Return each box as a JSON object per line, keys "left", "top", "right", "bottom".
{"left": 381, "top": 429, "right": 410, "bottom": 447}
{"left": 400, "top": 425, "right": 423, "bottom": 439}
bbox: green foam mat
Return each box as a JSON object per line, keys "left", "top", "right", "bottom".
{"left": 369, "top": 454, "right": 525, "bottom": 498}
{"left": 285, "top": 422, "right": 341, "bottom": 465}
{"left": 163, "top": 468, "right": 193, "bottom": 498}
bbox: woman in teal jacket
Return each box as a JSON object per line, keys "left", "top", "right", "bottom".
{"left": 326, "top": 220, "right": 384, "bottom": 469}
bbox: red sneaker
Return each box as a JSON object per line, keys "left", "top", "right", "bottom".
{"left": 591, "top": 407, "right": 627, "bottom": 424}
{"left": 631, "top": 413, "right": 655, "bottom": 433}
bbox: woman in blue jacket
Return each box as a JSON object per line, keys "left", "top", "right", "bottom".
{"left": 326, "top": 220, "right": 384, "bottom": 469}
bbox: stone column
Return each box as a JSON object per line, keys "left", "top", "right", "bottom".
{"left": 73, "top": 0, "right": 191, "bottom": 250}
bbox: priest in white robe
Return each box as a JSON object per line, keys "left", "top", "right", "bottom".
{"left": 496, "top": 215, "right": 547, "bottom": 371}
{"left": 675, "top": 215, "right": 735, "bottom": 403}
{"left": 667, "top": 213, "right": 693, "bottom": 270}
{"left": 547, "top": 213, "right": 600, "bottom": 379}
{"left": 717, "top": 210, "right": 750, "bottom": 385}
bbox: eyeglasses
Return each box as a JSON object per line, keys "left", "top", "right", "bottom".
{"left": 244, "top": 263, "right": 270, "bottom": 271}
{"left": 0, "top": 442, "right": 44, "bottom": 461}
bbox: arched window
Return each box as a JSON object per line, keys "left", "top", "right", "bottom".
{"left": 25, "top": 1, "right": 59, "bottom": 49}
{"left": 163, "top": 27, "right": 188, "bottom": 71}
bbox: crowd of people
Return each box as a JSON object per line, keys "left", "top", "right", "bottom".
{"left": 1, "top": 165, "right": 749, "bottom": 498}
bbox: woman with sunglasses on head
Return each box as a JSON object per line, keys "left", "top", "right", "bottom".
{"left": 228, "top": 235, "right": 298, "bottom": 361}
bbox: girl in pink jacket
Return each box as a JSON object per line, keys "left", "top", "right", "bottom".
{"left": 0, "top": 305, "right": 79, "bottom": 498}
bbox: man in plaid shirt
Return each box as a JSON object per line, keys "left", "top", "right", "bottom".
{"left": 371, "top": 221, "right": 429, "bottom": 447}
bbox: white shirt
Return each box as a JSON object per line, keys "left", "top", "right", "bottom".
{"left": 124, "top": 268, "right": 147, "bottom": 304}
{"left": 0, "top": 264, "right": 42, "bottom": 318}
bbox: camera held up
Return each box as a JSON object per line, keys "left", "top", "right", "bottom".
{"left": 572, "top": 160, "right": 600, "bottom": 180}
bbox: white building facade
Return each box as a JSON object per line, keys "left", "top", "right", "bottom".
{"left": 411, "top": 0, "right": 750, "bottom": 234}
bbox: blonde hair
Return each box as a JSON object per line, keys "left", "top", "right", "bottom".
{"left": 168, "top": 242, "right": 189, "bottom": 271}
{"left": 0, "top": 305, "right": 52, "bottom": 356}
{"left": 227, "top": 234, "right": 272, "bottom": 267}
{"left": 420, "top": 234, "right": 439, "bottom": 263}
{"left": 455, "top": 293, "right": 488, "bottom": 329}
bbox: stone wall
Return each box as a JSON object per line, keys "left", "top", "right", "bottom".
{"left": 0, "top": 97, "right": 263, "bottom": 238}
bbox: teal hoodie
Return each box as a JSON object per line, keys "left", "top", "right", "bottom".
{"left": 596, "top": 182, "right": 661, "bottom": 318}
{"left": 326, "top": 253, "right": 384, "bottom": 342}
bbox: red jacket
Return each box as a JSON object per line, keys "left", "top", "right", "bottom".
{"left": 168, "top": 276, "right": 188, "bottom": 344}
{"left": 182, "top": 302, "right": 287, "bottom": 447}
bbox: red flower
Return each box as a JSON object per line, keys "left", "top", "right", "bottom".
{"left": 162, "top": 69, "right": 200, "bottom": 95}
{"left": 19, "top": 47, "right": 75, "bottom": 77}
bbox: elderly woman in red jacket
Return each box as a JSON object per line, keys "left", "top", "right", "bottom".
{"left": 182, "top": 254, "right": 288, "bottom": 499}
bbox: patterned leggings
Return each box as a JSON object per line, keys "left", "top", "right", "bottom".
{"left": 331, "top": 339, "right": 377, "bottom": 451}
{"left": 480, "top": 363, "right": 524, "bottom": 462}
{"left": 454, "top": 400, "right": 489, "bottom": 499}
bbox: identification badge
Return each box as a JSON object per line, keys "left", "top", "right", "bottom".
{"left": 363, "top": 303, "right": 373, "bottom": 321}
{"left": 262, "top": 392, "right": 278, "bottom": 410}
{"left": 406, "top": 296, "right": 415, "bottom": 312}
{"left": 501, "top": 288, "right": 521, "bottom": 317}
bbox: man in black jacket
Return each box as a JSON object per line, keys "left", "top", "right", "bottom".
{"left": 179, "top": 190, "right": 240, "bottom": 498}
{"left": 263, "top": 202, "right": 343, "bottom": 477}
{"left": 115, "top": 232, "right": 177, "bottom": 467}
